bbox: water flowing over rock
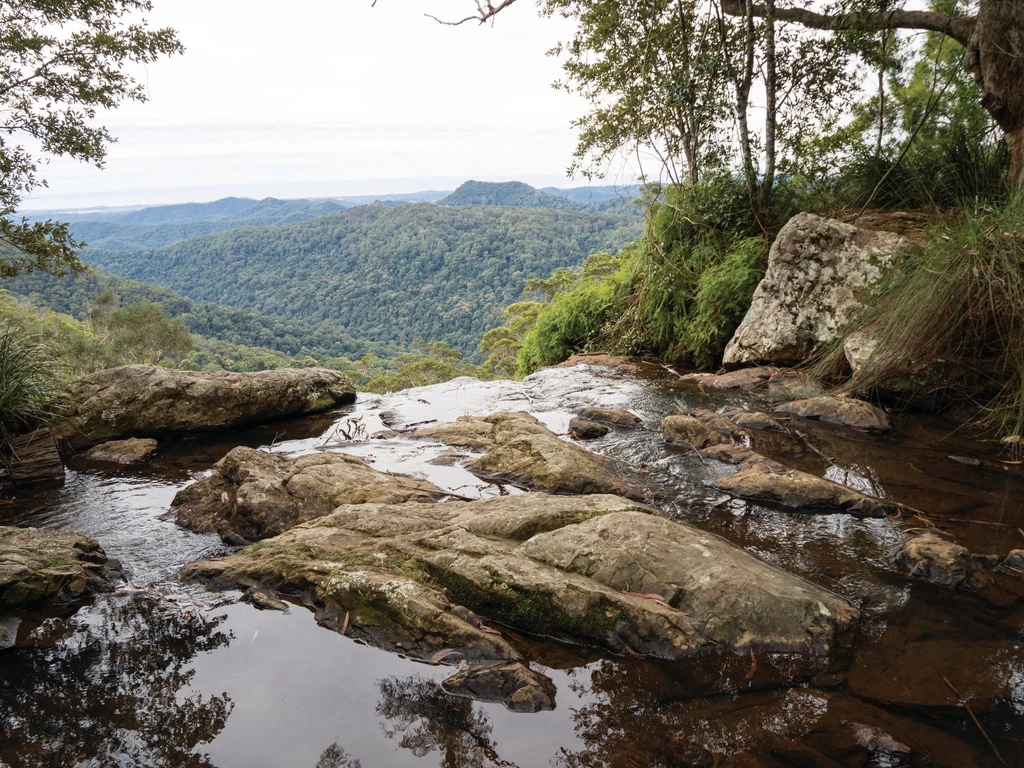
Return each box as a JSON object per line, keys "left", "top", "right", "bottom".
{"left": 0, "top": 526, "right": 122, "bottom": 610}
{"left": 51, "top": 365, "right": 356, "bottom": 451}
{"left": 181, "top": 493, "right": 859, "bottom": 710}
{"left": 416, "top": 412, "right": 640, "bottom": 498}
{"left": 723, "top": 213, "right": 907, "bottom": 365}
{"left": 662, "top": 414, "right": 732, "bottom": 449}
{"left": 172, "top": 446, "right": 446, "bottom": 544}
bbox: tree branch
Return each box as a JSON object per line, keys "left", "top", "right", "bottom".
{"left": 720, "top": 0, "right": 974, "bottom": 48}
{"left": 425, "top": 0, "right": 521, "bottom": 26}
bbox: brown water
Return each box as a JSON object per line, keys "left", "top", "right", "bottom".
{"left": 1, "top": 361, "right": 1022, "bottom": 767}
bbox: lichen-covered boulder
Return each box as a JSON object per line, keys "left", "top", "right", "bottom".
{"left": 0, "top": 526, "right": 122, "bottom": 610}
{"left": 52, "top": 365, "right": 356, "bottom": 451}
{"left": 724, "top": 213, "right": 906, "bottom": 365}
{"left": 172, "top": 446, "right": 446, "bottom": 544}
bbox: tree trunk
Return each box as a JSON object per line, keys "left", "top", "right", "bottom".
{"left": 967, "top": 0, "right": 1024, "bottom": 189}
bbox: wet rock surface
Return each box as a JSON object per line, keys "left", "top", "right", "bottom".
{"left": 0, "top": 526, "right": 122, "bottom": 610}
{"left": 81, "top": 437, "right": 159, "bottom": 464}
{"left": 7, "top": 359, "right": 1024, "bottom": 766}
{"left": 713, "top": 460, "right": 902, "bottom": 516}
{"left": 774, "top": 395, "right": 891, "bottom": 432}
{"left": 567, "top": 417, "right": 609, "bottom": 440}
{"left": 577, "top": 406, "right": 642, "bottom": 427}
{"left": 417, "top": 412, "right": 640, "bottom": 497}
{"left": 51, "top": 365, "right": 356, "bottom": 450}
{"left": 661, "top": 414, "right": 731, "bottom": 449}
{"left": 172, "top": 445, "right": 446, "bottom": 544}
{"left": 895, "top": 532, "right": 997, "bottom": 590}
{"left": 724, "top": 213, "right": 906, "bottom": 365}
{"left": 182, "top": 493, "right": 859, "bottom": 709}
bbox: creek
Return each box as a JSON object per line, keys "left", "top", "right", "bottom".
{"left": 1, "top": 360, "right": 1022, "bottom": 767}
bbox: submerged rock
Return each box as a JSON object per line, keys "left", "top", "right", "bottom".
{"left": 723, "top": 213, "right": 906, "bottom": 365}
{"left": 774, "top": 396, "right": 890, "bottom": 432}
{"left": 52, "top": 365, "right": 356, "bottom": 451}
{"left": 723, "top": 409, "right": 786, "bottom": 432}
{"left": 82, "top": 437, "right": 158, "bottom": 464}
{"left": 172, "top": 446, "right": 446, "bottom": 544}
{"left": 441, "top": 661, "right": 557, "bottom": 713}
{"left": 417, "top": 412, "right": 639, "bottom": 498}
{"left": 895, "top": 532, "right": 999, "bottom": 590}
{"left": 662, "top": 414, "right": 731, "bottom": 449}
{"left": 182, "top": 494, "right": 860, "bottom": 694}
{"left": 684, "top": 367, "right": 824, "bottom": 399}
{"left": 0, "top": 526, "right": 122, "bottom": 610}
{"left": 714, "top": 461, "right": 901, "bottom": 517}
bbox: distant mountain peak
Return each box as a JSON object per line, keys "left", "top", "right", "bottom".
{"left": 438, "top": 180, "right": 579, "bottom": 210}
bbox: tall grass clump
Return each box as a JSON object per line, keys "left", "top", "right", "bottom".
{"left": 0, "top": 323, "right": 59, "bottom": 444}
{"left": 819, "top": 194, "right": 1024, "bottom": 436}
{"left": 609, "top": 177, "right": 772, "bottom": 369}
{"left": 837, "top": 122, "right": 1009, "bottom": 210}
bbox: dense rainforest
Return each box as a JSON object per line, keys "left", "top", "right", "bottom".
{"left": 76, "top": 197, "right": 642, "bottom": 353}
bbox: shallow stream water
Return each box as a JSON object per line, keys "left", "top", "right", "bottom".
{"left": 1, "top": 360, "right": 1023, "bottom": 767}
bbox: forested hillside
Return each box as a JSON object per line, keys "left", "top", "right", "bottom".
{"left": 439, "top": 180, "right": 581, "bottom": 210}
{"left": 28, "top": 197, "right": 349, "bottom": 252}
{"left": 83, "top": 202, "right": 643, "bottom": 352}
{"left": 4, "top": 267, "right": 396, "bottom": 362}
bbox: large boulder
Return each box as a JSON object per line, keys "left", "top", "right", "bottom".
{"left": 723, "top": 213, "right": 906, "bottom": 366}
{"left": 415, "top": 412, "right": 640, "bottom": 498}
{"left": 173, "top": 446, "right": 446, "bottom": 544}
{"left": 182, "top": 493, "right": 859, "bottom": 708}
{"left": 0, "top": 526, "right": 122, "bottom": 610}
{"left": 51, "top": 365, "right": 356, "bottom": 451}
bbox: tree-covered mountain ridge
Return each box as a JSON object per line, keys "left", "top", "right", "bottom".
{"left": 83, "top": 200, "right": 643, "bottom": 353}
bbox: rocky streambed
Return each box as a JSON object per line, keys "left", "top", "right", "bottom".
{"left": 2, "top": 359, "right": 1023, "bottom": 767}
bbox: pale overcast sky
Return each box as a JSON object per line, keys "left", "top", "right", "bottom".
{"left": 23, "top": 0, "right": 635, "bottom": 210}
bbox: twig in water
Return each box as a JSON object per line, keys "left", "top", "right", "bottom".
{"left": 941, "top": 674, "right": 1007, "bottom": 766}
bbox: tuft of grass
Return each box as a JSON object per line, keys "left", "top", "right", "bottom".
{"left": 0, "top": 322, "right": 59, "bottom": 445}
{"left": 816, "top": 194, "right": 1024, "bottom": 437}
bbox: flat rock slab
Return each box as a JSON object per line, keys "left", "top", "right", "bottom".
{"left": 774, "top": 396, "right": 890, "bottom": 432}
{"left": 0, "top": 526, "right": 122, "bottom": 610}
{"left": 724, "top": 213, "right": 906, "bottom": 365}
{"left": 82, "top": 437, "right": 158, "bottom": 464}
{"left": 714, "top": 461, "right": 901, "bottom": 517}
{"left": 52, "top": 365, "right": 356, "bottom": 451}
{"left": 182, "top": 494, "right": 859, "bottom": 710}
{"left": 173, "top": 446, "right": 446, "bottom": 544}
{"left": 417, "top": 412, "right": 639, "bottom": 498}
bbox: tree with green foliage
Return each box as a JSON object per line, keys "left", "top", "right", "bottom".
{"left": 0, "top": 1, "right": 183, "bottom": 276}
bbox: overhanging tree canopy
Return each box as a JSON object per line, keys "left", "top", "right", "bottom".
{"left": 0, "top": 1, "right": 183, "bottom": 276}
{"left": 452, "top": 0, "right": 1023, "bottom": 190}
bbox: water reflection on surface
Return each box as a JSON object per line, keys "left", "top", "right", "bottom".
{"left": 2, "top": 363, "right": 1024, "bottom": 766}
